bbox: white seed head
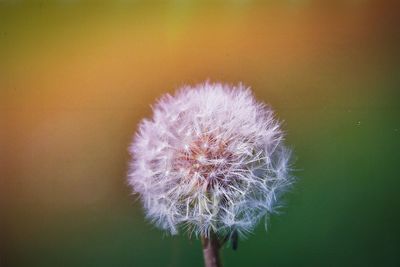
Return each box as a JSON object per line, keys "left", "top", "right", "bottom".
{"left": 128, "top": 82, "right": 293, "bottom": 238}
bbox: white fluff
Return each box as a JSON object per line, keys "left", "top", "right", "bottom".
{"left": 128, "top": 82, "right": 293, "bottom": 238}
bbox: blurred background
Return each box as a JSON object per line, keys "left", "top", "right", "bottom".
{"left": 1, "top": 1, "right": 399, "bottom": 266}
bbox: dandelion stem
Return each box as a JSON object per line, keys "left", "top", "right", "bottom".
{"left": 201, "top": 232, "right": 222, "bottom": 267}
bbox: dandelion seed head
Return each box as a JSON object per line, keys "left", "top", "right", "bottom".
{"left": 128, "top": 82, "right": 293, "bottom": 238}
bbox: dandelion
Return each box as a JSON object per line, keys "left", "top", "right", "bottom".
{"left": 128, "top": 82, "right": 293, "bottom": 267}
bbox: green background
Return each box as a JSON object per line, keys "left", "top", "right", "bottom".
{"left": 1, "top": 1, "right": 399, "bottom": 266}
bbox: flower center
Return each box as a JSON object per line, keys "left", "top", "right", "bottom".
{"left": 173, "top": 134, "right": 235, "bottom": 188}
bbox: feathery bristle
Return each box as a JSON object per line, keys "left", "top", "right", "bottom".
{"left": 128, "top": 82, "right": 293, "bottom": 238}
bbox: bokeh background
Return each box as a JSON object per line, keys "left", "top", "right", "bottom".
{"left": 1, "top": 1, "right": 399, "bottom": 266}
